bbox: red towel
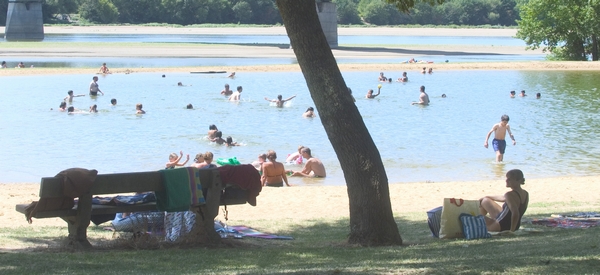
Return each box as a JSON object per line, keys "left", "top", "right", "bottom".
{"left": 218, "top": 164, "right": 262, "bottom": 206}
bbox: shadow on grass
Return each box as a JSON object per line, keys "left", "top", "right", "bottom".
{"left": 0, "top": 213, "right": 598, "bottom": 274}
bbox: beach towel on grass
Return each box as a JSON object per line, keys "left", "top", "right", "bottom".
{"left": 228, "top": 226, "right": 294, "bottom": 240}
{"left": 156, "top": 167, "right": 205, "bottom": 212}
{"left": 531, "top": 218, "right": 600, "bottom": 229}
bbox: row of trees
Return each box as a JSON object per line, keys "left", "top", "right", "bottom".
{"left": 0, "top": 0, "right": 520, "bottom": 26}
{"left": 339, "top": 0, "right": 519, "bottom": 26}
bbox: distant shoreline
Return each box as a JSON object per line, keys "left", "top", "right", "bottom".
{"left": 2, "top": 25, "right": 520, "bottom": 37}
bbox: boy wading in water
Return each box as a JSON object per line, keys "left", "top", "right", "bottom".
{"left": 484, "top": 114, "right": 516, "bottom": 162}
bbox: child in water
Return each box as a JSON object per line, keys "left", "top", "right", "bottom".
{"left": 166, "top": 151, "right": 189, "bottom": 169}
{"left": 225, "top": 136, "right": 240, "bottom": 146}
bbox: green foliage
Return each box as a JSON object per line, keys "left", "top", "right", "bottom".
{"left": 0, "top": 0, "right": 7, "bottom": 25}
{"left": 111, "top": 0, "right": 163, "bottom": 24}
{"left": 334, "top": 0, "right": 362, "bottom": 24}
{"left": 232, "top": 1, "right": 253, "bottom": 23}
{"left": 0, "top": 0, "right": 523, "bottom": 26}
{"left": 78, "top": 0, "right": 119, "bottom": 24}
{"left": 516, "top": 0, "right": 600, "bottom": 60}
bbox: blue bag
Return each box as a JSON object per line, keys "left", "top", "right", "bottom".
{"left": 459, "top": 213, "right": 492, "bottom": 240}
{"left": 427, "top": 206, "right": 443, "bottom": 238}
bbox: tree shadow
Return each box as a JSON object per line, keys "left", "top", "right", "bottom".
{"left": 1, "top": 212, "right": 598, "bottom": 274}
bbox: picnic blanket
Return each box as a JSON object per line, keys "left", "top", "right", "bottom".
{"left": 214, "top": 222, "right": 293, "bottom": 240}
{"left": 530, "top": 212, "right": 600, "bottom": 229}
{"left": 228, "top": 226, "right": 294, "bottom": 240}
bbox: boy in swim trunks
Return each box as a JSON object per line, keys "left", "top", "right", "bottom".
{"left": 484, "top": 114, "right": 516, "bottom": 162}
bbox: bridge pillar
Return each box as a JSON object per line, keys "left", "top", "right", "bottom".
{"left": 5, "top": 0, "right": 44, "bottom": 41}
{"left": 316, "top": 1, "right": 338, "bottom": 48}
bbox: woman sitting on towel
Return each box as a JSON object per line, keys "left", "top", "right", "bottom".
{"left": 261, "top": 150, "right": 291, "bottom": 187}
{"left": 479, "top": 169, "right": 529, "bottom": 232}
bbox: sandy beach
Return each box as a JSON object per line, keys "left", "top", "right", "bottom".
{"left": 1, "top": 26, "right": 599, "bottom": 235}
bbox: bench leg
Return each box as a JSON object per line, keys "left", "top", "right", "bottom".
{"left": 61, "top": 194, "right": 93, "bottom": 249}
{"left": 61, "top": 216, "right": 93, "bottom": 249}
{"left": 188, "top": 186, "right": 222, "bottom": 244}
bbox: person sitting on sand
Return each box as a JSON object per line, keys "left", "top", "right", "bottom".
{"left": 221, "top": 84, "right": 233, "bottom": 96}
{"left": 303, "top": 107, "right": 316, "bottom": 118}
{"left": 265, "top": 94, "right": 296, "bottom": 107}
{"left": 290, "top": 147, "right": 326, "bottom": 177}
{"left": 136, "top": 103, "right": 146, "bottom": 114}
{"left": 99, "top": 63, "right": 111, "bottom": 74}
{"left": 397, "top": 72, "right": 408, "bottom": 82}
{"left": 17, "top": 62, "right": 25, "bottom": 68}
{"left": 261, "top": 150, "right": 291, "bottom": 187}
{"left": 479, "top": 169, "right": 529, "bottom": 232}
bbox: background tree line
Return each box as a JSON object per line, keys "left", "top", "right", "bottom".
{"left": 0, "top": 0, "right": 520, "bottom": 26}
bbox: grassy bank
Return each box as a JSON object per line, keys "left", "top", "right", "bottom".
{"left": 1, "top": 205, "right": 598, "bottom": 274}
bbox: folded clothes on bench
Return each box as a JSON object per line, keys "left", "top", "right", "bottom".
{"left": 91, "top": 192, "right": 157, "bottom": 206}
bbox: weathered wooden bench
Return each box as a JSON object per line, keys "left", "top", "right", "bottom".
{"left": 15, "top": 168, "right": 248, "bottom": 249}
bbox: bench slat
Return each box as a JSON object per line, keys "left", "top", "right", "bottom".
{"left": 39, "top": 169, "right": 222, "bottom": 198}
{"left": 16, "top": 203, "right": 160, "bottom": 219}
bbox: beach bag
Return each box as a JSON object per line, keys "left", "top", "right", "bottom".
{"left": 459, "top": 213, "right": 491, "bottom": 240}
{"left": 427, "top": 206, "right": 443, "bottom": 238}
{"left": 439, "top": 198, "right": 480, "bottom": 239}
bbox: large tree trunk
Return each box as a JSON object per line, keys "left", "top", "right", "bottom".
{"left": 276, "top": 0, "right": 402, "bottom": 246}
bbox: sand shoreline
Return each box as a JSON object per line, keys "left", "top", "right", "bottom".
{"left": 3, "top": 26, "right": 520, "bottom": 36}
{"left": 2, "top": 175, "right": 599, "bottom": 230}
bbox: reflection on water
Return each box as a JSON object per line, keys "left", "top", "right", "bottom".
{"left": 1, "top": 70, "right": 598, "bottom": 185}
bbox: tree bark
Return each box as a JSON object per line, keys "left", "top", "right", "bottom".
{"left": 276, "top": 0, "right": 402, "bottom": 246}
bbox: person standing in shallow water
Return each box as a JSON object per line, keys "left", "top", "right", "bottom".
{"left": 411, "top": 85, "right": 430, "bottom": 105}
{"left": 89, "top": 76, "right": 104, "bottom": 96}
{"left": 484, "top": 114, "right": 516, "bottom": 162}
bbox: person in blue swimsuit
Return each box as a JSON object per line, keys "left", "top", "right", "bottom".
{"left": 479, "top": 169, "right": 529, "bottom": 232}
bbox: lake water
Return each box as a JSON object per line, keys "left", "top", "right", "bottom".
{"left": 1, "top": 70, "right": 599, "bottom": 185}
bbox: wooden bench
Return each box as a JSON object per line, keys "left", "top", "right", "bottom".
{"left": 15, "top": 168, "right": 248, "bottom": 249}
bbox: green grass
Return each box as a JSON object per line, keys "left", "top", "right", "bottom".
{"left": 1, "top": 204, "right": 599, "bottom": 274}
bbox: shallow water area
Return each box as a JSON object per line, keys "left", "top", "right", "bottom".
{"left": 1, "top": 70, "right": 599, "bottom": 185}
